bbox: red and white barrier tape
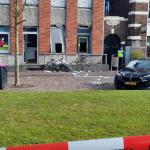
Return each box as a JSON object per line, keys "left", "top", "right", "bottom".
{"left": 1, "top": 135, "right": 150, "bottom": 150}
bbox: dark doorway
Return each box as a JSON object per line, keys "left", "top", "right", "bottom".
{"left": 55, "top": 43, "right": 62, "bottom": 53}
{"left": 104, "top": 34, "right": 121, "bottom": 67}
{"left": 80, "top": 42, "right": 87, "bottom": 53}
{"left": 78, "top": 37, "right": 88, "bottom": 53}
{"left": 24, "top": 34, "right": 38, "bottom": 63}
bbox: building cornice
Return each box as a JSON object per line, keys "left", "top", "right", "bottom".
{"left": 128, "top": 11, "right": 149, "bottom": 15}
{"left": 127, "top": 36, "right": 142, "bottom": 40}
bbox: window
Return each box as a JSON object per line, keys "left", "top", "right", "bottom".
{"left": 105, "top": 0, "right": 110, "bottom": 16}
{"left": 78, "top": 37, "right": 88, "bottom": 53}
{"left": 0, "top": 27, "right": 10, "bottom": 53}
{"left": 51, "top": 0, "right": 66, "bottom": 8}
{"left": 23, "top": 0, "right": 38, "bottom": 5}
{"left": 78, "top": 27, "right": 91, "bottom": 54}
{"left": 0, "top": 0, "right": 10, "bottom": 4}
{"left": 24, "top": 27, "right": 38, "bottom": 32}
{"left": 26, "top": 34, "right": 37, "bottom": 47}
{"left": 55, "top": 43, "right": 62, "bottom": 53}
{"left": 78, "top": 0, "right": 92, "bottom": 8}
{"left": 51, "top": 27, "right": 65, "bottom": 53}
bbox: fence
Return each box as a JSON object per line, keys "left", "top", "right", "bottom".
{"left": 43, "top": 53, "right": 107, "bottom": 65}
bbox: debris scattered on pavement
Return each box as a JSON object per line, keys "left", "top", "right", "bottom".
{"left": 90, "top": 81, "right": 102, "bottom": 86}
{"left": 104, "top": 77, "right": 110, "bottom": 79}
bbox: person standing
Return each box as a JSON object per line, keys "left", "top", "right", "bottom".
{"left": 118, "top": 47, "right": 124, "bottom": 70}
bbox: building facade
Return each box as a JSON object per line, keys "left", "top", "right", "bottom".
{"left": 0, "top": 0, "right": 104, "bottom": 65}
{"left": 0, "top": 0, "right": 149, "bottom": 66}
{"left": 105, "top": 0, "right": 149, "bottom": 64}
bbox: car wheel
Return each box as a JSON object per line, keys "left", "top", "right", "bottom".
{"left": 114, "top": 84, "right": 122, "bottom": 90}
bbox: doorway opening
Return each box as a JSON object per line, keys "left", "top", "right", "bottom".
{"left": 78, "top": 37, "right": 88, "bottom": 53}
{"left": 55, "top": 43, "right": 62, "bottom": 53}
{"left": 24, "top": 34, "right": 38, "bottom": 63}
{"left": 104, "top": 34, "right": 121, "bottom": 67}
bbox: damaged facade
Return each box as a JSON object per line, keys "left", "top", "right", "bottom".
{"left": 0, "top": 0, "right": 149, "bottom": 66}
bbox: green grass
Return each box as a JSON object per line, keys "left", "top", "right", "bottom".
{"left": 0, "top": 91, "right": 150, "bottom": 147}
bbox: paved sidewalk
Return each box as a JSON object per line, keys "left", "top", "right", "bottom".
{"left": 6, "top": 70, "right": 117, "bottom": 92}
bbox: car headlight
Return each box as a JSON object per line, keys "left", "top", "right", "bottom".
{"left": 116, "top": 72, "right": 121, "bottom": 76}
{"left": 115, "top": 72, "right": 122, "bottom": 80}
{"left": 142, "top": 75, "right": 150, "bottom": 81}
{"left": 143, "top": 75, "right": 150, "bottom": 78}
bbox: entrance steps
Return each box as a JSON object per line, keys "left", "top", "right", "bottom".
{"left": 26, "top": 64, "right": 44, "bottom": 70}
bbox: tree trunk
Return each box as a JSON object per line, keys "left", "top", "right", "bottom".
{"left": 14, "top": 0, "right": 20, "bottom": 87}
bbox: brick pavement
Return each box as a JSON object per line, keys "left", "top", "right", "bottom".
{"left": 6, "top": 71, "right": 116, "bottom": 92}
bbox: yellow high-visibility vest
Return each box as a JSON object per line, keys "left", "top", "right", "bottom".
{"left": 118, "top": 50, "right": 123, "bottom": 58}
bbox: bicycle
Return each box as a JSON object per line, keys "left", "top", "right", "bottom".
{"left": 45, "top": 57, "right": 71, "bottom": 72}
{"left": 73, "top": 54, "right": 87, "bottom": 65}
{"left": 78, "top": 55, "right": 86, "bottom": 64}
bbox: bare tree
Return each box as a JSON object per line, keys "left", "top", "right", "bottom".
{"left": 14, "top": 0, "right": 26, "bottom": 86}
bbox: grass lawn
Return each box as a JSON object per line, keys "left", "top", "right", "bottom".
{"left": 0, "top": 91, "right": 150, "bottom": 147}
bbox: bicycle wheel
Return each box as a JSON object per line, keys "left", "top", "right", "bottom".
{"left": 46, "top": 62, "right": 54, "bottom": 71}
{"left": 59, "top": 64, "right": 71, "bottom": 72}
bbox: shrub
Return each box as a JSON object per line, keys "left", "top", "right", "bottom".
{"left": 131, "top": 50, "right": 145, "bottom": 59}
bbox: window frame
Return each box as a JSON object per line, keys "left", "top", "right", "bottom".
{"left": 0, "top": 27, "right": 10, "bottom": 54}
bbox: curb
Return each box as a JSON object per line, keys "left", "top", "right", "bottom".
{"left": 1, "top": 135, "right": 150, "bottom": 150}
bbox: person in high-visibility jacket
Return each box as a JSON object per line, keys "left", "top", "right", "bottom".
{"left": 118, "top": 48, "right": 124, "bottom": 69}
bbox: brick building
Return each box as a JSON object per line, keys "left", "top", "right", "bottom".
{"left": 0, "top": 0, "right": 149, "bottom": 66}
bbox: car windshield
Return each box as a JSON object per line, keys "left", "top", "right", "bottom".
{"left": 126, "top": 60, "right": 150, "bottom": 70}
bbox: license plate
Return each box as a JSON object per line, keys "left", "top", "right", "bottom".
{"left": 125, "top": 82, "right": 137, "bottom": 86}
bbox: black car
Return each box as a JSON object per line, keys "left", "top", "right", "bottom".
{"left": 114, "top": 59, "right": 150, "bottom": 89}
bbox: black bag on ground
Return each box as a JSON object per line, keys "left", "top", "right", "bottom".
{"left": 0, "top": 65, "right": 7, "bottom": 90}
